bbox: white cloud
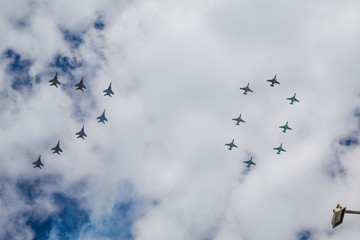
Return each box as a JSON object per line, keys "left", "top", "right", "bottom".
{"left": 1, "top": 0, "right": 360, "bottom": 239}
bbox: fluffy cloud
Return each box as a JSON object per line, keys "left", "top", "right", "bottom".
{"left": 1, "top": 0, "right": 360, "bottom": 239}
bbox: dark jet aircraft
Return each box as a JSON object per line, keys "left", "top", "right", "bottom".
{"left": 243, "top": 157, "right": 256, "bottom": 167}
{"left": 267, "top": 75, "right": 280, "bottom": 87}
{"left": 103, "top": 83, "right": 114, "bottom": 97}
{"left": 51, "top": 140, "right": 63, "bottom": 155}
{"left": 49, "top": 73, "right": 61, "bottom": 88}
{"left": 232, "top": 114, "right": 245, "bottom": 125}
{"left": 240, "top": 83, "right": 253, "bottom": 95}
{"left": 33, "top": 155, "right": 44, "bottom": 169}
{"left": 279, "top": 121, "right": 292, "bottom": 133}
{"left": 76, "top": 125, "right": 87, "bottom": 139}
{"left": 75, "top": 77, "right": 86, "bottom": 91}
{"left": 97, "top": 110, "right": 108, "bottom": 124}
{"left": 225, "top": 139, "right": 238, "bottom": 150}
{"left": 273, "top": 143, "right": 286, "bottom": 154}
{"left": 287, "top": 93, "right": 299, "bottom": 105}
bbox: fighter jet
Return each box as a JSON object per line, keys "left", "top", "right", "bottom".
{"left": 225, "top": 139, "right": 238, "bottom": 150}
{"left": 273, "top": 143, "right": 286, "bottom": 154}
{"left": 103, "top": 83, "right": 114, "bottom": 97}
{"left": 243, "top": 157, "right": 256, "bottom": 167}
{"left": 286, "top": 93, "right": 299, "bottom": 105}
{"left": 279, "top": 121, "right": 292, "bottom": 133}
{"left": 267, "top": 75, "right": 280, "bottom": 87}
{"left": 76, "top": 125, "right": 87, "bottom": 139}
{"left": 232, "top": 114, "right": 245, "bottom": 125}
{"left": 75, "top": 77, "right": 86, "bottom": 91}
{"left": 33, "top": 155, "right": 44, "bottom": 169}
{"left": 240, "top": 83, "right": 253, "bottom": 95}
{"left": 49, "top": 73, "right": 61, "bottom": 88}
{"left": 97, "top": 110, "right": 108, "bottom": 124}
{"left": 51, "top": 140, "right": 63, "bottom": 155}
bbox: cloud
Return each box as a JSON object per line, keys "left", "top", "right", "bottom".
{"left": 2, "top": 0, "right": 360, "bottom": 239}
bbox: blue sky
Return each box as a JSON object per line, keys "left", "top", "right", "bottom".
{"left": 1, "top": 0, "right": 360, "bottom": 239}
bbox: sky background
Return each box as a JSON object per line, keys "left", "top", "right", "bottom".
{"left": 1, "top": 0, "right": 360, "bottom": 239}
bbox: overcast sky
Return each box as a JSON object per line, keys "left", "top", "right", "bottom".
{"left": 1, "top": 0, "right": 360, "bottom": 239}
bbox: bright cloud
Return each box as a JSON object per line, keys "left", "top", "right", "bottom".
{"left": 1, "top": 0, "right": 360, "bottom": 239}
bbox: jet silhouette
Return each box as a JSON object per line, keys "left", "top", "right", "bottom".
{"left": 33, "top": 155, "right": 44, "bottom": 169}
{"left": 243, "top": 157, "right": 256, "bottom": 167}
{"left": 273, "top": 143, "right": 286, "bottom": 154}
{"left": 225, "top": 139, "right": 238, "bottom": 150}
{"left": 267, "top": 75, "right": 280, "bottom": 87}
{"left": 51, "top": 140, "right": 63, "bottom": 155}
{"left": 75, "top": 77, "right": 86, "bottom": 91}
{"left": 287, "top": 93, "right": 299, "bottom": 105}
{"left": 76, "top": 125, "right": 87, "bottom": 139}
{"left": 97, "top": 110, "right": 108, "bottom": 124}
{"left": 49, "top": 73, "right": 61, "bottom": 88}
{"left": 103, "top": 83, "right": 114, "bottom": 97}
{"left": 240, "top": 83, "right": 253, "bottom": 95}
{"left": 232, "top": 114, "right": 245, "bottom": 125}
{"left": 279, "top": 121, "right": 292, "bottom": 133}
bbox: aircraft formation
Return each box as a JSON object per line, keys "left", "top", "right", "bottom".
{"left": 226, "top": 74, "right": 299, "bottom": 168}
{"left": 33, "top": 73, "right": 114, "bottom": 169}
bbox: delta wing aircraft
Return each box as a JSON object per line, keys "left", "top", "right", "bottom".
{"left": 279, "top": 121, "right": 292, "bottom": 133}
{"left": 225, "top": 139, "right": 238, "bottom": 150}
{"left": 287, "top": 93, "right": 299, "bottom": 105}
{"left": 267, "top": 75, "right": 280, "bottom": 87}
{"left": 232, "top": 114, "right": 245, "bottom": 125}
{"left": 49, "top": 73, "right": 61, "bottom": 88}
{"left": 97, "top": 110, "right": 108, "bottom": 124}
{"left": 240, "top": 83, "right": 253, "bottom": 95}
{"left": 33, "top": 155, "right": 44, "bottom": 169}
{"left": 273, "top": 143, "right": 286, "bottom": 154}
{"left": 51, "top": 141, "right": 63, "bottom": 155}
{"left": 75, "top": 77, "right": 86, "bottom": 91}
{"left": 103, "top": 83, "right": 114, "bottom": 97}
{"left": 76, "top": 125, "right": 87, "bottom": 139}
{"left": 243, "top": 157, "right": 256, "bottom": 167}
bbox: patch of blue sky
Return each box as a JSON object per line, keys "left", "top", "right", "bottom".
{"left": 46, "top": 193, "right": 90, "bottom": 240}
{"left": 296, "top": 229, "right": 313, "bottom": 240}
{"left": 26, "top": 212, "right": 53, "bottom": 240}
{"left": 50, "top": 54, "right": 83, "bottom": 74}
{"left": 94, "top": 19, "right": 105, "bottom": 30}
{"left": 61, "top": 29, "right": 84, "bottom": 49}
{"left": 3, "top": 49, "right": 34, "bottom": 91}
{"left": 339, "top": 136, "right": 358, "bottom": 146}
{"left": 16, "top": 174, "right": 60, "bottom": 203}
{"left": 80, "top": 201, "right": 135, "bottom": 240}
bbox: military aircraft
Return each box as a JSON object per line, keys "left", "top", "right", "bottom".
{"left": 279, "top": 121, "right": 292, "bottom": 133}
{"left": 240, "top": 83, "right": 253, "bottom": 95}
{"left": 267, "top": 75, "right": 280, "bottom": 87}
{"left": 97, "top": 110, "right": 108, "bottom": 124}
{"left": 76, "top": 125, "right": 87, "bottom": 139}
{"left": 49, "top": 73, "right": 61, "bottom": 88}
{"left": 273, "top": 143, "right": 286, "bottom": 154}
{"left": 243, "top": 157, "right": 256, "bottom": 167}
{"left": 75, "top": 77, "right": 86, "bottom": 91}
{"left": 286, "top": 93, "right": 299, "bottom": 105}
{"left": 51, "top": 140, "right": 63, "bottom": 155}
{"left": 103, "top": 83, "right": 114, "bottom": 97}
{"left": 33, "top": 155, "right": 44, "bottom": 169}
{"left": 225, "top": 139, "right": 238, "bottom": 150}
{"left": 232, "top": 114, "right": 245, "bottom": 125}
